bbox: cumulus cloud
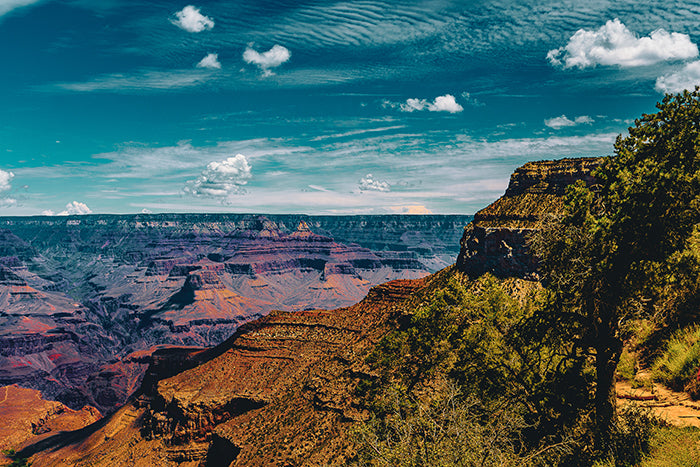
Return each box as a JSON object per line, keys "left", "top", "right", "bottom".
{"left": 41, "top": 210, "right": 55, "bottom": 216}
{"left": 243, "top": 45, "right": 291, "bottom": 76}
{"left": 184, "top": 154, "right": 252, "bottom": 200}
{"left": 544, "top": 115, "right": 594, "bottom": 129}
{"left": 0, "top": 169, "right": 16, "bottom": 208}
{"left": 656, "top": 61, "right": 700, "bottom": 93}
{"left": 547, "top": 18, "right": 698, "bottom": 69}
{"left": 58, "top": 201, "right": 92, "bottom": 216}
{"left": 171, "top": 5, "right": 214, "bottom": 33}
{"left": 428, "top": 94, "right": 464, "bottom": 113}
{"left": 0, "top": 169, "right": 14, "bottom": 191}
{"left": 390, "top": 94, "right": 463, "bottom": 113}
{"left": 196, "top": 53, "right": 221, "bottom": 69}
{"left": 359, "top": 174, "right": 390, "bottom": 192}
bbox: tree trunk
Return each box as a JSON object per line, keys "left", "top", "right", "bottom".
{"left": 594, "top": 333, "right": 623, "bottom": 454}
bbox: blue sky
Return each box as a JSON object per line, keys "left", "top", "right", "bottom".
{"left": 2, "top": 0, "right": 700, "bottom": 215}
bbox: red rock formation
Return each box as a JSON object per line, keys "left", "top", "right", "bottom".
{"left": 457, "top": 157, "right": 602, "bottom": 279}
{"left": 0, "top": 385, "right": 101, "bottom": 455}
{"left": 23, "top": 277, "right": 431, "bottom": 466}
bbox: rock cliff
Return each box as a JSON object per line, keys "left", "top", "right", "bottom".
{"left": 456, "top": 157, "right": 602, "bottom": 279}
{"left": 0, "top": 214, "right": 470, "bottom": 413}
{"left": 20, "top": 276, "right": 432, "bottom": 466}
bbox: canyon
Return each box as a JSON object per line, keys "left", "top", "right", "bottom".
{"left": 0, "top": 214, "right": 470, "bottom": 414}
{"left": 0, "top": 157, "right": 604, "bottom": 466}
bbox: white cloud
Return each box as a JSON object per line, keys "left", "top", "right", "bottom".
{"left": 428, "top": 94, "right": 463, "bottom": 113}
{"left": 460, "top": 92, "right": 484, "bottom": 107}
{"left": 141, "top": 208, "right": 153, "bottom": 214}
{"left": 184, "top": 154, "right": 252, "bottom": 200}
{"left": 58, "top": 201, "right": 92, "bottom": 215}
{"left": 54, "top": 70, "right": 214, "bottom": 92}
{"left": 0, "top": 0, "right": 42, "bottom": 17}
{"left": 171, "top": 5, "right": 214, "bottom": 33}
{"left": 196, "top": 53, "right": 221, "bottom": 69}
{"left": 547, "top": 18, "right": 698, "bottom": 68}
{"left": 396, "top": 94, "right": 463, "bottom": 113}
{"left": 359, "top": 174, "right": 390, "bottom": 192}
{"left": 545, "top": 115, "right": 594, "bottom": 129}
{"left": 41, "top": 209, "right": 55, "bottom": 216}
{"left": 400, "top": 98, "right": 428, "bottom": 112}
{"left": 0, "top": 198, "right": 17, "bottom": 208}
{"left": 243, "top": 45, "right": 291, "bottom": 76}
{"left": 0, "top": 169, "right": 14, "bottom": 191}
{"left": 656, "top": 61, "right": 700, "bottom": 93}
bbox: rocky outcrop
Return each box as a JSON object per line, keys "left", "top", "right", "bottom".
{"left": 21, "top": 276, "right": 431, "bottom": 466}
{"left": 0, "top": 385, "right": 101, "bottom": 454}
{"left": 456, "top": 157, "right": 602, "bottom": 279}
{"left": 0, "top": 213, "right": 469, "bottom": 414}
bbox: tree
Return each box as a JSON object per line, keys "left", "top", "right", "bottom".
{"left": 531, "top": 89, "right": 700, "bottom": 454}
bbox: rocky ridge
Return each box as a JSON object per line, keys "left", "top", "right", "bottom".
{"left": 20, "top": 277, "right": 431, "bottom": 466}
{"left": 456, "top": 157, "right": 602, "bottom": 279}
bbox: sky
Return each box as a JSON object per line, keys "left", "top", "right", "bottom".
{"left": 2, "top": 0, "right": 700, "bottom": 216}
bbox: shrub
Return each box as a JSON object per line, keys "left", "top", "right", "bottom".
{"left": 616, "top": 350, "right": 637, "bottom": 382}
{"left": 652, "top": 325, "right": 700, "bottom": 392}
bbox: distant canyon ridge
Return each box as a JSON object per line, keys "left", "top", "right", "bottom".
{"left": 0, "top": 213, "right": 471, "bottom": 413}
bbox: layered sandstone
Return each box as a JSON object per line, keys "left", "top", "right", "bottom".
{"left": 0, "top": 214, "right": 468, "bottom": 413}
{"left": 21, "top": 277, "right": 431, "bottom": 466}
{"left": 456, "top": 157, "right": 602, "bottom": 279}
{"left": 0, "top": 385, "right": 101, "bottom": 456}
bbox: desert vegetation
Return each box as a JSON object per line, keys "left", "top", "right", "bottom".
{"left": 353, "top": 90, "right": 700, "bottom": 466}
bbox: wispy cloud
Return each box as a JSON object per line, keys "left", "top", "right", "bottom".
{"left": 548, "top": 18, "right": 698, "bottom": 68}
{"left": 196, "top": 53, "right": 221, "bottom": 69}
{"left": 0, "top": 0, "right": 43, "bottom": 18}
{"left": 545, "top": 115, "right": 594, "bottom": 129}
{"left": 243, "top": 44, "right": 291, "bottom": 76}
{"left": 52, "top": 69, "right": 215, "bottom": 93}
{"left": 311, "top": 125, "right": 406, "bottom": 141}
{"left": 171, "top": 5, "right": 214, "bottom": 33}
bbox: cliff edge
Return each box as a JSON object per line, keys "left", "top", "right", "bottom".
{"left": 456, "top": 157, "right": 602, "bottom": 279}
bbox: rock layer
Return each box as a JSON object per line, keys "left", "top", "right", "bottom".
{"left": 22, "top": 277, "right": 432, "bottom": 466}
{"left": 0, "top": 214, "right": 470, "bottom": 413}
{"left": 456, "top": 157, "right": 602, "bottom": 279}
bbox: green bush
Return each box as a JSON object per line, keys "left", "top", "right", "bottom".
{"left": 352, "top": 383, "right": 549, "bottom": 467}
{"left": 652, "top": 325, "right": 700, "bottom": 391}
{"left": 616, "top": 350, "right": 637, "bottom": 382}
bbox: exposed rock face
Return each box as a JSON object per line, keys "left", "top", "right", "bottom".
{"left": 0, "top": 385, "right": 101, "bottom": 455}
{"left": 456, "top": 157, "right": 602, "bottom": 279}
{"left": 22, "top": 277, "right": 431, "bottom": 466}
{"left": 0, "top": 214, "right": 470, "bottom": 413}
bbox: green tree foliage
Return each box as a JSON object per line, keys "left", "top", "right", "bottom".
{"left": 352, "top": 383, "right": 528, "bottom": 467}
{"left": 531, "top": 89, "right": 700, "bottom": 454}
{"left": 358, "top": 273, "right": 591, "bottom": 465}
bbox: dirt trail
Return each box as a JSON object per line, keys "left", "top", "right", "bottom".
{"left": 616, "top": 375, "right": 700, "bottom": 427}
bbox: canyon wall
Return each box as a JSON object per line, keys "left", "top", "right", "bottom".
{"left": 456, "top": 157, "right": 602, "bottom": 279}
{"left": 0, "top": 214, "right": 470, "bottom": 413}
